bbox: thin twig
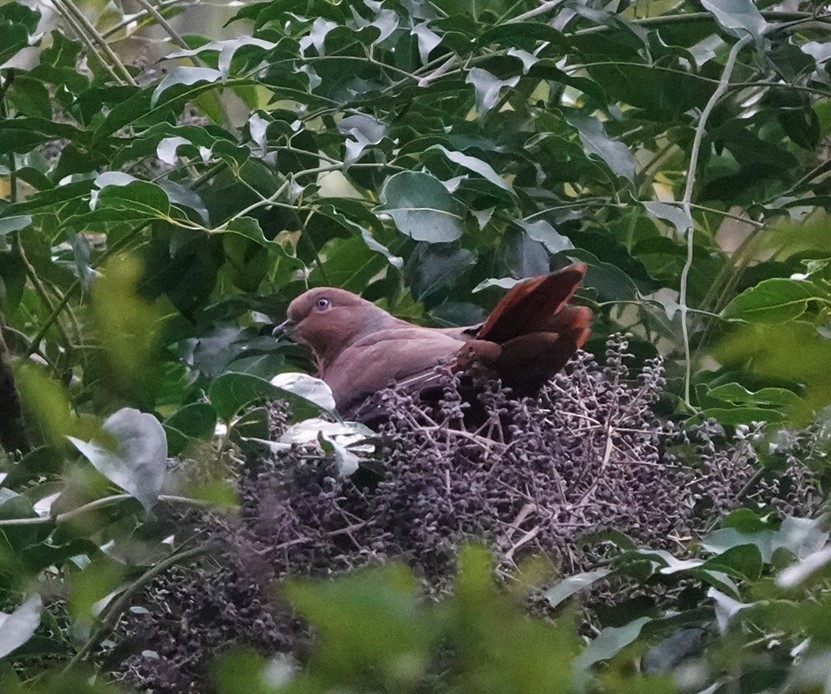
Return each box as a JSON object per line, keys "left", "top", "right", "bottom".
{"left": 132, "top": 0, "right": 189, "bottom": 49}
{"left": 663, "top": 200, "right": 765, "bottom": 229}
{"left": 51, "top": 1, "right": 125, "bottom": 84}
{"left": 504, "top": 526, "right": 542, "bottom": 563}
{"left": 575, "top": 424, "right": 615, "bottom": 507}
{"left": 422, "top": 425, "right": 507, "bottom": 450}
{"left": 55, "top": 0, "right": 137, "bottom": 86}
{"left": 102, "top": 0, "right": 192, "bottom": 40}
{"left": 679, "top": 34, "right": 752, "bottom": 407}
{"left": 0, "top": 494, "right": 216, "bottom": 527}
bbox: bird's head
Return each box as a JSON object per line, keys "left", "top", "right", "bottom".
{"left": 273, "top": 287, "right": 399, "bottom": 368}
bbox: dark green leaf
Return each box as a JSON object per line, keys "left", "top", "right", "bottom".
{"left": 164, "top": 403, "right": 218, "bottom": 455}
{"left": 378, "top": 171, "right": 464, "bottom": 243}
{"left": 215, "top": 217, "right": 269, "bottom": 247}
{"left": 465, "top": 68, "right": 519, "bottom": 114}
{"left": 208, "top": 372, "right": 330, "bottom": 422}
{"left": 428, "top": 145, "right": 514, "bottom": 194}
{"left": 565, "top": 112, "right": 635, "bottom": 183}
{"left": 515, "top": 219, "right": 573, "bottom": 254}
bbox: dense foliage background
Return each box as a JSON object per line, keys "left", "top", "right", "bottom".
{"left": 0, "top": 0, "right": 830, "bottom": 690}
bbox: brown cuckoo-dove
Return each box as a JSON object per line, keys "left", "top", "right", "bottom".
{"left": 274, "top": 263, "right": 592, "bottom": 417}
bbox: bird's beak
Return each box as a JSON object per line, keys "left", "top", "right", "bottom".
{"left": 272, "top": 318, "right": 296, "bottom": 339}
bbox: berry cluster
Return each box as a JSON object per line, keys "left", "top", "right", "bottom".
{"left": 113, "top": 337, "right": 824, "bottom": 692}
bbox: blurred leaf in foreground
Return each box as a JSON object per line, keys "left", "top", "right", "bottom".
{"left": 270, "top": 545, "right": 580, "bottom": 693}
{"left": 714, "top": 322, "right": 831, "bottom": 416}
{"left": 90, "top": 254, "right": 170, "bottom": 406}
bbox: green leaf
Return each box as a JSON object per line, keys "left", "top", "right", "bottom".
{"left": 574, "top": 617, "right": 651, "bottom": 671}
{"left": 309, "top": 235, "right": 390, "bottom": 293}
{"left": 703, "top": 515, "right": 829, "bottom": 563}
{"left": 78, "top": 173, "right": 173, "bottom": 225}
{"left": 500, "top": 228, "right": 549, "bottom": 277}
{"left": 700, "top": 544, "right": 763, "bottom": 581}
{"left": 714, "top": 322, "right": 831, "bottom": 413}
{"left": 0, "top": 215, "right": 31, "bottom": 237}
{"left": 6, "top": 77, "right": 52, "bottom": 119}
{"left": 0, "top": 7, "right": 38, "bottom": 67}
{"left": 0, "top": 118, "right": 86, "bottom": 156}
{"left": 208, "top": 372, "right": 332, "bottom": 422}
{"left": 721, "top": 278, "right": 821, "bottom": 323}
{"left": 164, "top": 403, "right": 218, "bottom": 456}
{"left": 777, "top": 545, "right": 831, "bottom": 589}
{"left": 1, "top": 180, "right": 93, "bottom": 218}
{"left": 0, "top": 3, "right": 39, "bottom": 34}
{"left": 406, "top": 243, "right": 476, "bottom": 300}
{"left": 209, "top": 373, "right": 281, "bottom": 421}
{"left": 428, "top": 145, "right": 514, "bottom": 194}
{"left": 704, "top": 382, "right": 805, "bottom": 410}
{"left": 564, "top": 112, "right": 636, "bottom": 183}
{"left": 723, "top": 508, "right": 771, "bottom": 534}
{"left": 315, "top": 203, "right": 403, "bottom": 270}
{"left": 213, "top": 648, "right": 276, "bottom": 694}
{"left": 270, "top": 373, "right": 337, "bottom": 413}
{"left": 214, "top": 217, "right": 269, "bottom": 247}
{"left": 164, "top": 402, "right": 217, "bottom": 441}
{"left": 111, "top": 123, "right": 245, "bottom": 169}
{"left": 697, "top": 406, "right": 788, "bottom": 425}
{"left": 0, "top": 595, "right": 42, "bottom": 660}
{"left": 515, "top": 219, "right": 573, "bottom": 254}
{"left": 700, "top": 0, "right": 768, "bottom": 39}
{"left": 167, "top": 37, "right": 276, "bottom": 76}
{"left": 545, "top": 569, "right": 611, "bottom": 608}
{"left": 642, "top": 201, "right": 692, "bottom": 237}
{"left": 378, "top": 171, "right": 464, "bottom": 243}
{"left": 465, "top": 68, "right": 520, "bottom": 114}
{"left": 151, "top": 66, "right": 224, "bottom": 106}
{"left": 282, "top": 563, "right": 431, "bottom": 683}
{"left": 68, "top": 408, "right": 168, "bottom": 512}
{"left": 478, "top": 22, "right": 567, "bottom": 50}
{"left": 187, "top": 479, "right": 239, "bottom": 509}
{"left": 22, "top": 538, "right": 100, "bottom": 574}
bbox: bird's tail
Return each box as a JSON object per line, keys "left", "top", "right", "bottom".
{"left": 461, "top": 263, "right": 592, "bottom": 393}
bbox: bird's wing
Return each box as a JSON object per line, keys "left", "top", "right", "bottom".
{"left": 476, "top": 263, "right": 587, "bottom": 343}
{"left": 324, "top": 328, "right": 462, "bottom": 410}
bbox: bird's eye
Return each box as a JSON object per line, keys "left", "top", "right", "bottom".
{"left": 315, "top": 298, "right": 330, "bottom": 310}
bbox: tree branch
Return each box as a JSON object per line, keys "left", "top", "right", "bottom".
{"left": 679, "top": 34, "right": 752, "bottom": 407}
